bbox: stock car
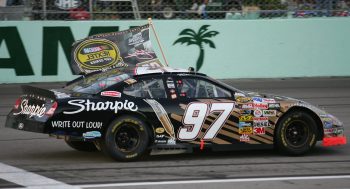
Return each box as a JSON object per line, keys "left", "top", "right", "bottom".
{"left": 5, "top": 66, "right": 347, "bottom": 161}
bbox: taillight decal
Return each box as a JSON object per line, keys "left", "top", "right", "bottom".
{"left": 13, "top": 98, "right": 21, "bottom": 109}
{"left": 46, "top": 102, "right": 58, "bottom": 116}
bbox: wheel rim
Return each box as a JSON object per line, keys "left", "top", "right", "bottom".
{"left": 114, "top": 124, "right": 140, "bottom": 152}
{"left": 285, "top": 120, "right": 309, "bottom": 148}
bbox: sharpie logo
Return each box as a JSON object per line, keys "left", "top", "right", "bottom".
{"left": 63, "top": 99, "right": 138, "bottom": 114}
{"left": 13, "top": 99, "right": 46, "bottom": 118}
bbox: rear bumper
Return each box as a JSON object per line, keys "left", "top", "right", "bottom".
{"left": 322, "top": 136, "right": 347, "bottom": 147}
{"left": 5, "top": 113, "right": 46, "bottom": 133}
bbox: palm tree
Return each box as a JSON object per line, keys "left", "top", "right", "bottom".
{"left": 173, "top": 25, "right": 219, "bottom": 71}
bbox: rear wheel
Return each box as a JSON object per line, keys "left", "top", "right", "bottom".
{"left": 275, "top": 111, "right": 317, "bottom": 155}
{"left": 65, "top": 139, "right": 98, "bottom": 152}
{"left": 100, "top": 115, "right": 151, "bottom": 161}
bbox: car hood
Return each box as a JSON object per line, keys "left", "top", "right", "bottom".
{"left": 238, "top": 91, "right": 343, "bottom": 128}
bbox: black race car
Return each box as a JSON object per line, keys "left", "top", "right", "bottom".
{"left": 5, "top": 66, "right": 347, "bottom": 161}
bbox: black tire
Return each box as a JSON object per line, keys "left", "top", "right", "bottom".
{"left": 100, "top": 115, "right": 151, "bottom": 161}
{"left": 275, "top": 111, "right": 317, "bottom": 155}
{"left": 65, "top": 139, "right": 98, "bottom": 152}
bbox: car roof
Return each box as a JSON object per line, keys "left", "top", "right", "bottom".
{"left": 133, "top": 66, "right": 206, "bottom": 77}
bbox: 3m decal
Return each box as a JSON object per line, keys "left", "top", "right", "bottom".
{"left": 13, "top": 99, "right": 46, "bottom": 118}
{"left": 262, "top": 110, "right": 276, "bottom": 117}
{"left": 178, "top": 102, "right": 235, "bottom": 140}
{"left": 101, "top": 91, "right": 121, "bottom": 98}
{"left": 253, "top": 127, "right": 265, "bottom": 135}
{"left": 63, "top": 99, "right": 138, "bottom": 114}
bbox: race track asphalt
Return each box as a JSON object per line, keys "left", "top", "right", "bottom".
{"left": 0, "top": 77, "right": 349, "bottom": 189}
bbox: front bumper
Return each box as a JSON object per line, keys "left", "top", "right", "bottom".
{"left": 5, "top": 113, "right": 46, "bottom": 133}
{"left": 322, "top": 136, "right": 347, "bottom": 147}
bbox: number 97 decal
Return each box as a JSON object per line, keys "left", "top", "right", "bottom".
{"left": 178, "top": 102, "right": 235, "bottom": 141}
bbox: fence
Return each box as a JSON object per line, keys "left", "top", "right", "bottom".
{"left": 1, "top": 0, "right": 349, "bottom": 20}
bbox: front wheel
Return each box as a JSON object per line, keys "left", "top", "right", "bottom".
{"left": 275, "top": 111, "right": 318, "bottom": 155}
{"left": 100, "top": 115, "right": 151, "bottom": 161}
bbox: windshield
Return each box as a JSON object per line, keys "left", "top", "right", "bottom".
{"left": 65, "top": 70, "right": 130, "bottom": 94}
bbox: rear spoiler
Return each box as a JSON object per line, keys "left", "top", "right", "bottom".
{"left": 21, "top": 85, "right": 56, "bottom": 100}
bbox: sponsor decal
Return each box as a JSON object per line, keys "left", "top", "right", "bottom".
{"left": 74, "top": 39, "right": 122, "bottom": 73}
{"left": 51, "top": 120, "right": 103, "bottom": 129}
{"left": 51, "top": 90, "right": 71, "bottom": 99}
{"left": 240, "top": 109, "right": 252, "bottom": 115}
{"left": 268, "top": 103, "right": 280, "bottom": 109}
{"left": 167, "top": 138, "right": 176, "bottom": 145}
{"left": 155, "top": 140, "right": 167, "bottom": 144}
{"left": 166, "top": 77, "right": 175, "bottom": 89}
{"left": 262, "top": 110, "right": 276, "bottom": 117}
{"left": 236, "top": 96, "right": 251, "bottom": 103}
{"left": 63, "top": 99, "right": 138, "bottom": 114}
{"left": 125, "top": 50, "right": 154, "bottom": 60}
{"left": 55, "top": 0, "right": 81, "bottom": 10}
{"left": 239, "top": 122, "right": 252, "bottom": 127}
{"left": 253, "top": 117, "right": 269, "bottom": 127}
{"left": 155, "top": 134, "right": 165, "bottom": 139}
{"left": 253, "top": 127, "right": 265, "bottom": 135}
{"left": 262, "top": 98, "right": 276, "bottom": 103}
{"left": 101, "top": 91, "right": 121, "bottom": 98}
{"left": 252, "top": 97, "right": 263, "bottom": 102}
{"left": 155, "top": 127, "right": 165, "bottom": 134}
{"left": 83, "top": 131, "right": 102, "bottom": 139}
{"left": 13, "top": 99, "right": 46, "bottom": 118}
{"left": 324, "top": 121, "right": 333, "bottom": 129}
{"left": 124, "top": 78, "right": 137, "bottom": 85}
{"left": 253, "top": 109, "right": 262, "bottom": 117}
{"left": 239, "top": 125, "right": 253, "bottom": 134}
{"left": 324, "top": 128, "right": 335, "bottom": 134}
{"left": 241, "top": 103, "right": 254, "bottom": 109}
{"left": 239, "top": 115, "right": 253, "bottom": 122}
{"left": 128, "top": 32, "right": 144, "bottom": 46}
{"left": 253, "top": 103, "right": 268, "bottom": 109}
{"left": 240, "top": 134, "right": 250, "bottom": 142}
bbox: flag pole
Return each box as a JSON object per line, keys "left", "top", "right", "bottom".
{"left": 148, "top": 18, "right": 169, "bottom": 67}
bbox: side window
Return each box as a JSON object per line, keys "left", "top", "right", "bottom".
{"left": 176, "top": 78, "right": 231, "bottom": 98}
{"left": 123, "top": 78, "right": 167, "bottom": 98}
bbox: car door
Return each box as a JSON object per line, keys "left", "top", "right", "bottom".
{"left": 170, "top": 75, "right": 242, "bottom": 146}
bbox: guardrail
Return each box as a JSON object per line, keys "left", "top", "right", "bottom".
{"left": 1, "top": 0, "right": 349, "bottom": 20}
